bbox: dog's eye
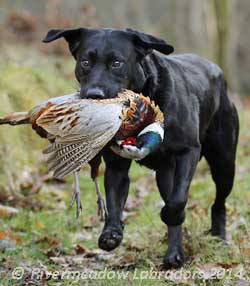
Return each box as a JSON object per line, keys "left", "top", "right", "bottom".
{"left": 111, "top": 61, "right": 123, "bottom": 69}
{"left": 81, "top": 60, "right": 90, "bottom": 68}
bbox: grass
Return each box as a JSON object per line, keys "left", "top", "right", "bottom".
{"left": 0, "top": 45, "right": 250, "bottom": 286}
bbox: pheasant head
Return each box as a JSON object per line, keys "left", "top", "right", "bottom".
{"left": 110, "top": 90, "right": 164, "bottom": 160}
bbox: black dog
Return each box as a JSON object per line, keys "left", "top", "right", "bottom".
{"left": 43, "top": 28, "right": 239, "bottom": 269}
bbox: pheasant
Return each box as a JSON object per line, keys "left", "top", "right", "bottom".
{"left": 0, "top": 92, "right": 105, "bottom": 218}
{"left": 0, "top": 90, "right": 164, "bottom": 217}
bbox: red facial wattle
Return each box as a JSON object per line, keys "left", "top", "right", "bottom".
{"left": 121, "top": 137, "right": 137, "bottom": 146}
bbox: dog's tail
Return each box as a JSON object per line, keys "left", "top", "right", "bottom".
{"left": 0, "top": 112, "right": 30, "bottom": 125}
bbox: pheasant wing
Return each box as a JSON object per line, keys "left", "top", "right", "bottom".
{"left": 36, "top": 100, "right": 122, "bottom": 178}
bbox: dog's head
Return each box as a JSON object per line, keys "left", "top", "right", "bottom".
{"left": 43, "top": 28, "right": 174, "bottom": 99}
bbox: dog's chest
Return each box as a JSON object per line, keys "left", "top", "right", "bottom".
{"left": 137, "top": 148, "right": 171, "bottom": 170}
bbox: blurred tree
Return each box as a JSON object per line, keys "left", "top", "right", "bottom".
{"left": 212, "top": 0, "right": 231, "bottom": 85}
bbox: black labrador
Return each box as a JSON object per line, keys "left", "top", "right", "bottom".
{"left": 43, "top": 28, "right": 239, "bottom": 269}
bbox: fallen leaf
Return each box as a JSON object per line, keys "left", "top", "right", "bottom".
{"left": 49, "top": 256, "right": 67, "bottom": 265}
{"left": 217, "top": 262, "right": 239, "bottom": 269}
{"left": 0, "top": 231, "right": 21, "bottom": 243}
{"left": 34, "top": 219, "right": 45, "bottom": 230}
{"left": 74, "top": 244, "right": 97, "bottom": 258}
{"left": 44, "top": 247, "right": 65, "bottom": 258}
{"left": 74, "top": 244, "right": 89, "bottom": 255}
{"left": 127, "top": 242, "right": 144, "bottom": 252}
{"left": 112, "top": 253, "right": 137, "bottom": 269}
{"left": 35, "top": 235, "right": 60, "bottom": 247}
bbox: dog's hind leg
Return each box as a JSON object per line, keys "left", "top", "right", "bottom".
{"left": 203, "top": 86, "right": 239, "bottom": 239}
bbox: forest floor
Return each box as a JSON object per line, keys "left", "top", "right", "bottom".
{"left": 0, "top": 45, "right": 250, "bottom": 286}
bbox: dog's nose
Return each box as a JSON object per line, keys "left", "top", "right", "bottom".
{"left": 86, "top": 88, "right": 105, "bottom": 99}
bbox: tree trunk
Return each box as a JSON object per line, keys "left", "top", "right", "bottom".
{"left": 212, "top": 0, "right": 231, "bottom": 85}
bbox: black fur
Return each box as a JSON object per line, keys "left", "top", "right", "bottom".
{"left": 43, "top": 27, "right": 239, "bottom": 269}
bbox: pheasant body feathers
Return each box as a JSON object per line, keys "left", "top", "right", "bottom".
{"left": 116, "top": 90, "right": 164, "bottom": 139}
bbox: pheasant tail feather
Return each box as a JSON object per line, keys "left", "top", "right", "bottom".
{"left": 0, "top": 112, "right": 29, "bottom": 125}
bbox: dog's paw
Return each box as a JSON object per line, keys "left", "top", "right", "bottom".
{"left": 98, "top": 226, "right": 123, "bottom": 251}
{"left": 163, "top": 246, "right": 185, "bottom": 269}
{"left": 211, "top": 211, "right": 226, "bottom": 240}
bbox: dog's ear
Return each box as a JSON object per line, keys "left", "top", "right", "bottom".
{"left": 126, "top": 28, "right": 174, "bottom": 57}
{"left": 43, "top": 28, "right": 87, "bottom": 58}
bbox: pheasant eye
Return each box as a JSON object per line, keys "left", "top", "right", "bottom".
{"left": 111, "top": 60, "right": 123, "bottom": 69}
{"left": 81, "top": 60, "right": 90, "bottom": 68}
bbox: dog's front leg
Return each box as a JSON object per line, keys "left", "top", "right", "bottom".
{"left": 98, "top": 149, "right": 131, "bottom": 251}
{"left": 156, "top": 147, "right": 200, "bottom": 269}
